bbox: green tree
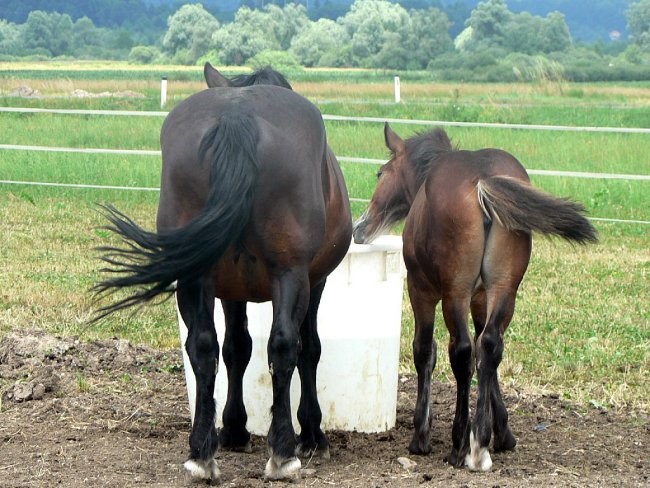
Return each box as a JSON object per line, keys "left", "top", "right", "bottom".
{"left": 404, "top": 8, "right": 453, "bottom": 68}
{"left": 22, "top": 10, "right": 74, "bottom": 56}
{"left": 212, "top": 7, "right": 278, "bottom": 65}
{"left": 339, "top": 0, "right": 410, "bottom": 68}
{"left": 503, "top": 12, "right": 546, "bottom": 54}
{"left": 264, "top": 3, "right": 309, "bottom": 50}
{"left": 464, "top": 0, "right": 511, "bottom": 50}
{"left": 540, "top": 11, "right": 572, "bottom": 53}
{"left": 248, "top": 49, "right": 302, "bottom": 71}
{"left": 72, "top": 16, "right": 104, "bottom": 57}
{"left": 129, "top": 45, "right": 160, "bottom": 64}
{"left": 290, "top": 18, "right": 351, "bottom": 67}
{"left": 627, "top": 0, "right": 650, "bottom": 49}
{"left": 163, "top": 3, "right": 220, "bottom": 63}
{"left": 502, "top": 11, "right": 570, "bottom": 55}
{"left": 0, "top": 20, "right": 22, "bottom": 57}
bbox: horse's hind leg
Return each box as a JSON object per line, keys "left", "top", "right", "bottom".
{"left": 219, "top": 300, "right": 253, "bottom": 452}
{"left": 406, "top": 272, "right": 440, "bottom": 455}
{"left": 265, "top": 268, "right": 310, "bottom": 481}
{"left": 466, "top": 230, "right": 530, "bottom": 471}
{"left": 177, "top": 279, "right": 221, "bottom": 481}
{"left": 297, "top": 280, "right": 330, "bottom": 459}
{"left": 470, "top": 287, "right": 516, "bottom": 454}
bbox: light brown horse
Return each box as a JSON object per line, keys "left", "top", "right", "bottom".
{"left": 353, "top": 123, "right": 597, "bottom": 471}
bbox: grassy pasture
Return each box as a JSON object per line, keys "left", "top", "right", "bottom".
{"left": 1, "top": 63, "right": 648, "bottom": 411}
{"left": 1, "top": 114, "right": 646, "bottom": 225}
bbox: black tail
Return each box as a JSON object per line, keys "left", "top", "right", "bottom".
{"left": 92, "top": 112, "right": 259, "bottom": 320}
{"left": 477, "top": 175, "right": 598, "bottom": 244}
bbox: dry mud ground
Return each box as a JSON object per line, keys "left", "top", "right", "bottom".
{"left": 0, "top": 329, "right": 647, "bottom": 488}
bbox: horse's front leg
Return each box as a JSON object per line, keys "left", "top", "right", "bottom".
{"left": 406, "top": 273, "right": 439, "bottom": 455}
{"left": 219, "top": 300, "right": 253, "bottom": 452}
{"left": 177, "top": 279, "right": 221, "bottom": 482}
{"left": 265, "top": 269, "right": 309, "bottom": 481}
{"left": 296, "top": 280, "right": 329, "bottom": 459}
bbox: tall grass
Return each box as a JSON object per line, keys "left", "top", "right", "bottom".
{"left": 1, "top": 63, "right": 648, "bottom": 411}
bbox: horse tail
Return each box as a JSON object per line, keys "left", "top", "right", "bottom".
{"left": 92, "top": 112, "right": 259, "bottom": 319}
{"left": 476, "top": 175, "right": 598, "bottom": 244}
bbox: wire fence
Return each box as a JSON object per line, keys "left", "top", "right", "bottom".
{"left": 1, "top": 107, "right": 648, "bottom": 225}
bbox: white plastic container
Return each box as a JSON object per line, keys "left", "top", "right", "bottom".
{"left": 177, "top": 235, "right": 404, "bottom": 434}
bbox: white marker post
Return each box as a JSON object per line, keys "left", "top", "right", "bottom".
{"left": 160, "top": 77, "right": 168, "bottom": 108}
{"left": 394, "top": 76, "right": 401, "bottom": 103}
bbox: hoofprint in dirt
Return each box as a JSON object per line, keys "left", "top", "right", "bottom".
{"left": 0, "top": 330, "right": 647, "bottom": 488}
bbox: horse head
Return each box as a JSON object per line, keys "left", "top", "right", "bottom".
{"left": 353, "top": 123, "right": 419, "bottom": 244}
{"left": 203, "top": 62, "right": 292, "bottom": 90}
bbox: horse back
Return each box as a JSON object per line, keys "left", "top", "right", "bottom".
{"left": 157, "top": 85, "right": 350, "bottom": 301}
{"left": 403, "top": 148, "right": 529, "bottom": 293}
{"left": 417, "top": 148, "right": 528, "bottom": 225}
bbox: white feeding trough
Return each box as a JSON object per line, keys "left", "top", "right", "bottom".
{"left": 177, "top": 235, "right": 404, "bottom": 435}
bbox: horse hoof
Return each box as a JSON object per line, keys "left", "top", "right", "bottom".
{"left": 493, "top": 429, "right": 517, "bottom": 452}
{"left": 264, "top": 455, "right": 302, "bottom": 481}
{"left": 445, "top": 449, "right": 463, "bottom": 468}
{"left": 221, "top": 439, "right": 253, "bottom": 454}
{"left": 408, "top": 438, "right": 431, "bottom": 456}
{"left": 218, "top": 427, "right": 252, "bottom": 453}
{"left": 184, "top": 458, "right": 221, "bottom": 482}
{"left": 465, "top": 450, "right": 492, "bottom": 471}
{"left": 297, "top": 443, "right": 330, "bottom": 461}
{"left": 464, "top": 431, "right": 492, "bottom": 472}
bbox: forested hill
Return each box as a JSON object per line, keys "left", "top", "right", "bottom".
{"left": 0, "top": 0, "right": 173, "bottom": 27}
{"left": 0, "top": 0, "right": 635, "bottom": 41}
{"left": 502, "top": 0, "right": 631, "bottom": 41}
{"left": 0, "top": 0, "right": 237, "bottom": 27}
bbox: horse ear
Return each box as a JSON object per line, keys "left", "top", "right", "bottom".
{"left": 384, "top": 122, "right": 404, "bottom": 153}
{"left": 204, "top": 62, "right": 232, "bottom": 88}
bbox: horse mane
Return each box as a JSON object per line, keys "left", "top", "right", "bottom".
{"left": 405, "top": 128, "right": 454, "bottom": 185}
{"left": 228, "top": 66, "right": 293, "bottom": 90}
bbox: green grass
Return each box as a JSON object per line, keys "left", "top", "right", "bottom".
{"left": 0, "top": 64, "right": 648, "bottom": 412}
{"left": 1, "top": 114, "right": 647, "bottom": 227}
{"left": 409, "top": 231, "right": 649, "bottom": 411}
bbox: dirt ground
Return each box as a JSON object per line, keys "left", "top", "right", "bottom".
{"left": 0, "top": 329, "right": 647, "bottom": 488}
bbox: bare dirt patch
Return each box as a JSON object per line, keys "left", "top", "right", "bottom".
{"left": 1, "top": 329, "right": 647, "bottom": 488}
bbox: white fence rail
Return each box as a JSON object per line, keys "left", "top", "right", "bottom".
{"left": 1, "top": 143, "right": 648, "bottom": 182}
{"left": 1, "top": 107, "right": 648, "bottom": 225}
{"left": 2, "top": 106, "right": 650, "bottom": 134}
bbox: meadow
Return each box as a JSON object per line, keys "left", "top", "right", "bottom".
{"left": 0, "top": 62, "right": 648, "bottom": 412}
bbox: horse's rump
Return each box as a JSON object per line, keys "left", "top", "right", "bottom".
{"left": 95, "top": 85, "right": 336, "bottom": 314}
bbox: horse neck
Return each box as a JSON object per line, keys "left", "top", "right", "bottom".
{"left": 404, "top": 163, "right": 426, "bottom": 206}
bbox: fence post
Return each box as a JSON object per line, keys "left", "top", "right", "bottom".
{"left": 160, "top": 77, "right": 168, "bottom": 108}
{"left": 394, "top": 76, "right": 401, "bottom": 103}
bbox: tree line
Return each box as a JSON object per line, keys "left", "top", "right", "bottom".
{"left": 1, "top": 0, "right": 649, "bottom": 82}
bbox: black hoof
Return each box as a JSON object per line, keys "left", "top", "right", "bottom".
{"left": 297, "top": 430, "right": 329, "bottom": 459}
{"left": 493, "top": 429, "right": 517, "bottom": 452}
{"left": 218, "top": 427, "right": 252, "bottom": 452}
{"left": 445, "top": 446, "right": 468, "bottom": 468}
{"left": 408, "top": 437, "right": 432, "bottom": 456}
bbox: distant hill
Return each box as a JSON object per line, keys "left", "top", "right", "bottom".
{"left": 0, "top": 0, "right": 633, "bottom": 42}
{"left": 504, "top": 0, "right": 631, "bottom": 41}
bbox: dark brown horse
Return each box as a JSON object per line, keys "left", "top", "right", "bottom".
{"left": 353, "top": 123, "right": 596, "bottom": 471}
{"left": 94, "top": 67, "right": 352, "bottom": 481}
